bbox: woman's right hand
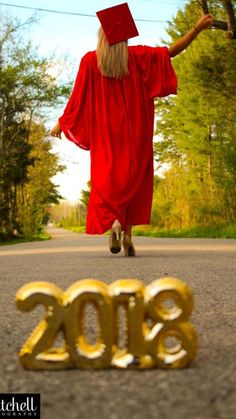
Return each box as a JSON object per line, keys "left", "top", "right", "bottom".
{"left": 50, "top": 122, "right": 62, "bottom": 139}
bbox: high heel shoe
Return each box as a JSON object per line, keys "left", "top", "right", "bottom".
{"left": 122, "top": 234, "right": 136, "bottom": 257}
{"left": 109, "top": 220, "right": 122, "bottom": 254}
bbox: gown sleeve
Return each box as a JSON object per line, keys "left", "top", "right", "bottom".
{"left": 58, "top": 53, "right": 91, "bottom": 150}
{"left": 138, "top": 46, "right": 178, "bottom": 99}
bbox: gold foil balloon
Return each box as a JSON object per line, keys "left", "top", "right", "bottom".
{"left": 63, "top": 280, "right": 113, "bottom": 369}
{"left": 109, "top": 279, "right": 145, "bottom": 368}
{"left": 144, "top": 278, "right": 197, "bottom": 368}
{"left": 16, "top": 282, "right": 72, "bottom": 369}
{"left": 16, "top": 278, "right": 197, "bottom": 369}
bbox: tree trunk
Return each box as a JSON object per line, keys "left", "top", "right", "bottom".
{"left": 223, "top": 0, "right": 236, "bottom": 39}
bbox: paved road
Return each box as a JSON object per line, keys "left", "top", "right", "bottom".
{"left": 0, "top": 227, "right": 235, "bottom": 419}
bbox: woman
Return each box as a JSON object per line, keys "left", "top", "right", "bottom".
{"left": 51, "top": 3, "right": 213, "bottom": 256}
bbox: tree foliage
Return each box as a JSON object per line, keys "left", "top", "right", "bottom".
{"left": 152, "top": 0, "right": 236, "bottom": 229}
{"left": 50, "top": 201, "right": 87, "bottom": 228}
{"left": 0, "top": 15, "right": 70, "bottom": 239}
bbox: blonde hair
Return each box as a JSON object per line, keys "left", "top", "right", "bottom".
{"left": 96, "top": 27, "right": 129, "bottom": 79}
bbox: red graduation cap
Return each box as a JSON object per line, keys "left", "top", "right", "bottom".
{"left": 96, "top": 3, "right": 139, "bottom": 45}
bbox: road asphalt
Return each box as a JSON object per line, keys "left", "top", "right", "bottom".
{"left": 0, "top": 226, "right": 235, "bottom": 419}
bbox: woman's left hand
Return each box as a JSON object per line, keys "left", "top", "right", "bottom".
{"left": 50, "top": 122, "right": 62, "bottom": 139}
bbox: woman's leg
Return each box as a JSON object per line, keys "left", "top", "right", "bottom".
{"left": 123, "top": 225, "right": 136, "bottom": 256}
{"left": 124, "top": 225, "right": 132, "bottom": 239}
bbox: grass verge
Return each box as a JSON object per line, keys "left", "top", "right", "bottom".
{"left": 132, "top": 223, "right": 236, "bottom": 238}
{"left": 0, "top": 231, "right": 51, "bottom": 246}
{"left": 62, "top": 223, "right": 236, "bottom": 239}
{"left": 63, "top": 226, "right": 86, "bottom": 234}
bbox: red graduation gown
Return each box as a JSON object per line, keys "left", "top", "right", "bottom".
{"left": 59, "top": 46, "right": 177, "bottom": 234}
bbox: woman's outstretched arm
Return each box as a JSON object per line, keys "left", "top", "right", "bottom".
{"left": 168, "top": 14, "right": 214, "bottom": 58}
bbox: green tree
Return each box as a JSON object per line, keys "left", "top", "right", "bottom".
{"left": 0, "top": 15, "right": 70, "bottom": 239}
{"left": 153, "top": 0, "right": 236, "bottom": 230}
{"left": 17, "top": 123, "right": 64, "bottom": 238}
{"left": 80, "top": 180, "right": 91, "bottom": 209}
